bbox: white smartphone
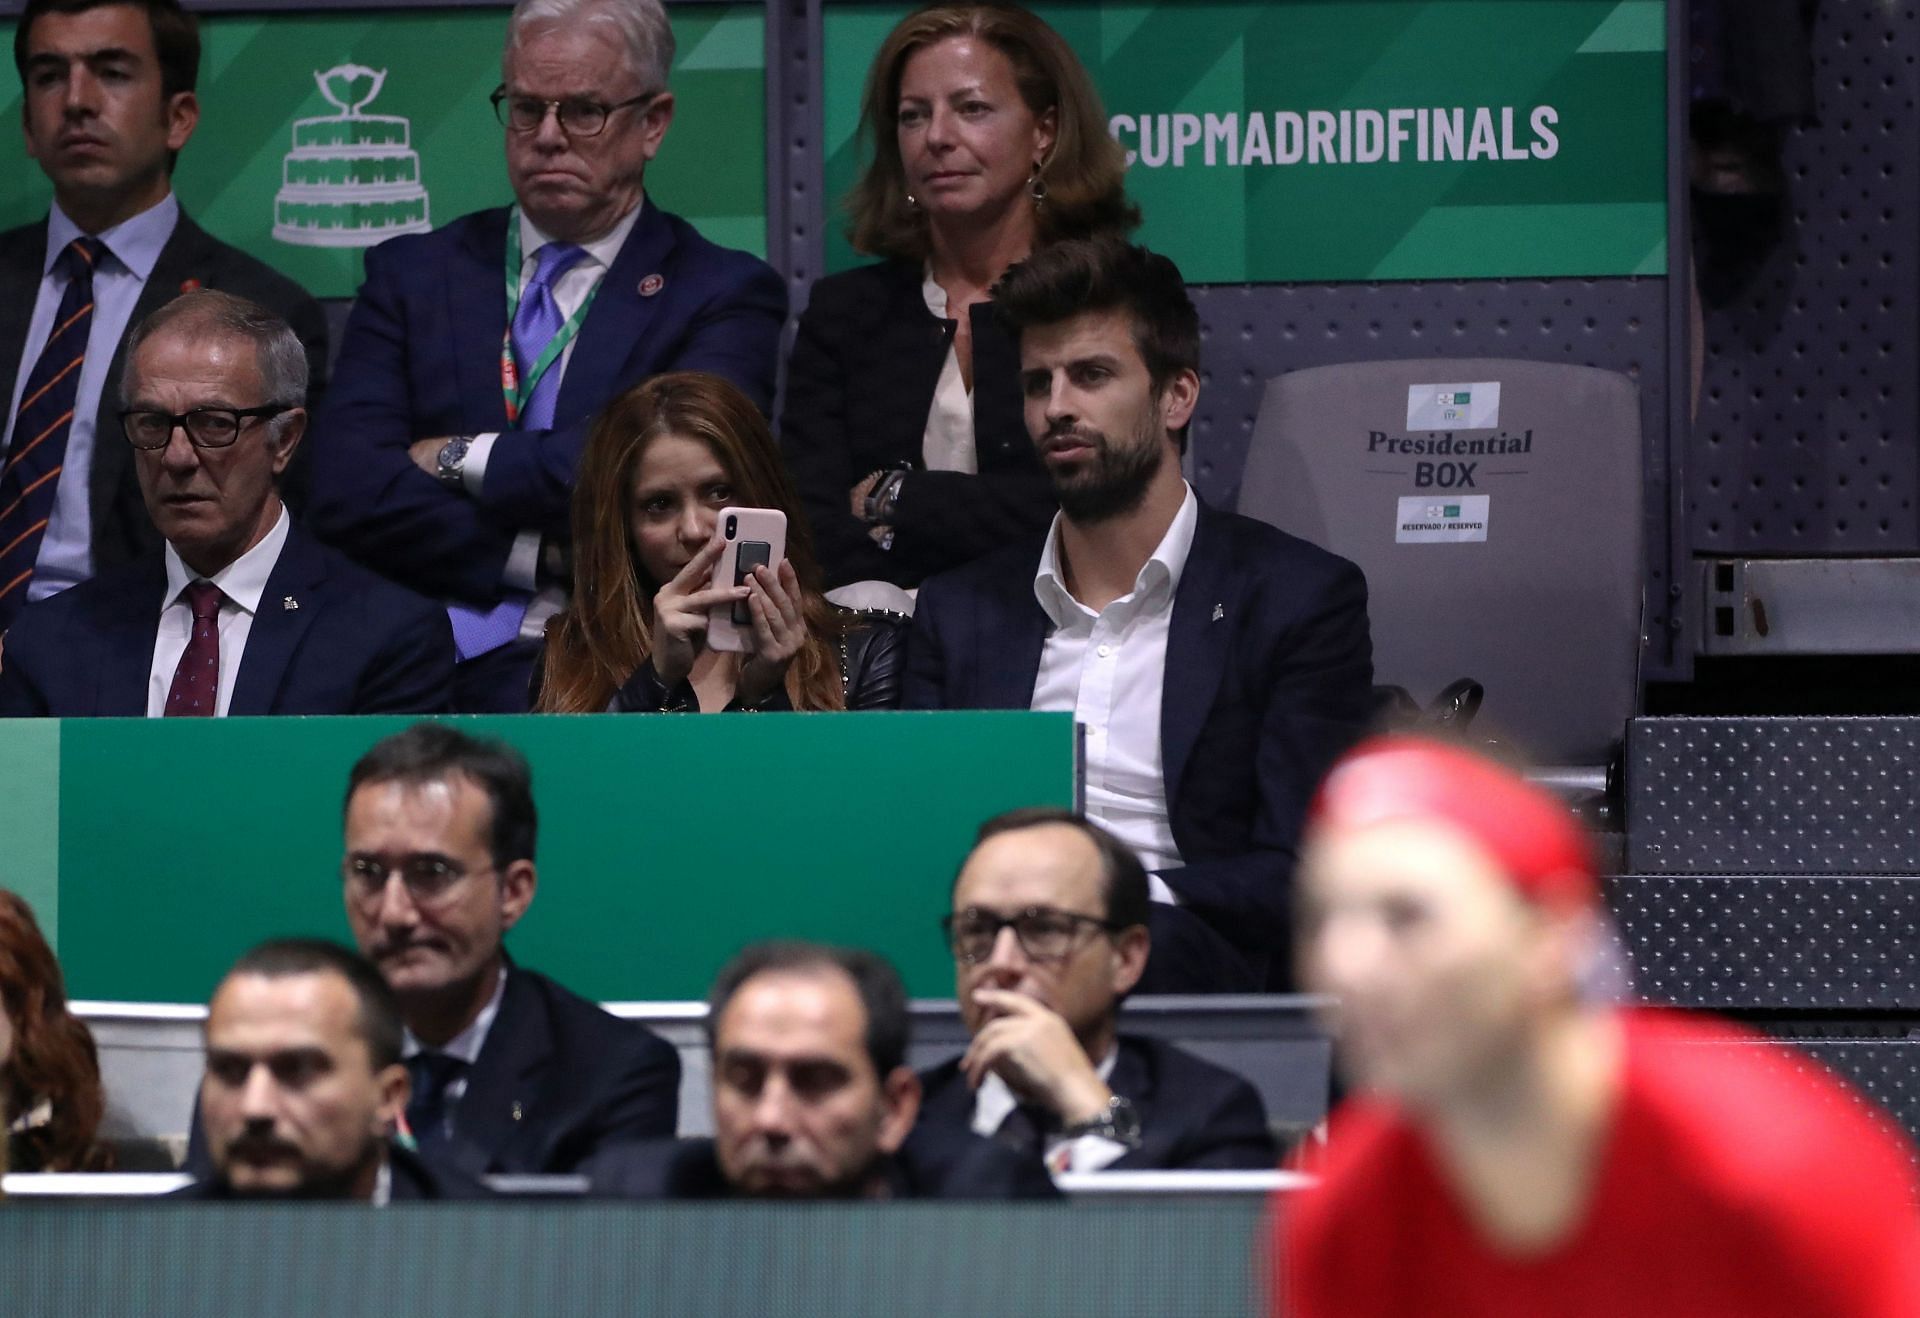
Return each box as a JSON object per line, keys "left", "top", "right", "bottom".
{"left": 706, "top": 506, "right": 789, "bottom": 653}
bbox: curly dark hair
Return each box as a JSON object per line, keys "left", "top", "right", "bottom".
{"left": 0, "top": 890, "right": 109, "bottom": 1172}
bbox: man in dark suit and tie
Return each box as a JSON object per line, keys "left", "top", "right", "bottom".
{"left": 918, "top": 809, "right": 1278, "bottom": 1173}
{"left": 306, "top": 0, "right": 786, "bottom": 711}
{"left": 0, "top": 291, "right": 451, "bottom": 717}
{"left": 182, "top": 938, "right": 488, "bottom": 1202}
{"left": 1, "top": 0, "right": 326, "bottom": 624}
{"left": 904, "top": 238, "right": 1375, "bottom": 992}
{"left": 340, "top": 723, "right": 680, "bottom": 1176}
{"left": 587, "top": 941, "right": 1057, "bottom": 1200}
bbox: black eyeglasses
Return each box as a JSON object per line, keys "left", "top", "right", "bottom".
{"left": 942, "top": 906, "right": 1121, "bottom": 965}
{"left": 490, "top": 85, "right": 659, "bottom": 137}
{"left": 120, "top": 406, "right": 289, "bottom": 450}
{"left": 343, "top": 856, "right": 492, "bottom": 904}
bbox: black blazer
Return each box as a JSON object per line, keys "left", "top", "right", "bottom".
{"left": 0, "top": 519, "right": 453, "bottom": 717}
{"left": 583, "top": 1127, "right": 1060, "bottom": 1200}
{"left": 0, "top": 210, "right": 329, "bottom": 576}
{"left": 917, "top": 1034, "right": 1279, "bottom": 1172}
{"left": 605, "top": 609, "right": 908, "bottom": 712}
{"left": 433, "top": 966, "right": 681, "bottom": 1177}
{"left": 780, "top": 260, "right": 1057, "bottom": 589}
{"left": 171, "top": 1142, "right": 490, "bottom": 1201}
{"left": 904, "top": 502, "right": 1373, "bottom": 981}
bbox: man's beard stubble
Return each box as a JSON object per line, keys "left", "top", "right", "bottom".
{"left": 1048, "top": 417, "right": 1166, "bottom": 524}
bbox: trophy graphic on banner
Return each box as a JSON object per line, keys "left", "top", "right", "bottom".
{"left": 273, "top": 63, "right": 431, "bottom": 248}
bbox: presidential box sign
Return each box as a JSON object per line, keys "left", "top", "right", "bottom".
{"left": 823, "top": 0, "right": 1666, "bottom": 283}
{"left": 0, "top": 8, "right": 767, "bottom": 299}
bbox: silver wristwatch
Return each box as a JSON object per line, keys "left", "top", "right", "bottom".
{"left": 435, "top": 435, "right": 474, "bottom": 488}
{"left": 1060, "top": 1094, "right": 1143, "bottom": 1149}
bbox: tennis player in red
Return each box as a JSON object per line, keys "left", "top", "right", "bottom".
{"left": 1279, "top": 736, "right": 1920, "bottom": 1317}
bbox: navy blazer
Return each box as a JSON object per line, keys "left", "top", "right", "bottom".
{"left": 917, "top": 1034, "right": 1279, "bottom": 1172}
{"left": 0, "top": 519, "right": 452, "bottom": 717}
{"left": 0, "top": 210, "right": 329, "bottom": 577}
{"left": 307, "top": 201, "right": 786, "bottom": 604}
{"left": 435, "top": 966, "right": 680, "bottom": 1177}
{"left": 584, "top": 1127, "right": 1061, "bottom": 1201}
{"left": 904, "top": 501, "right": 1373, "bottom": 975}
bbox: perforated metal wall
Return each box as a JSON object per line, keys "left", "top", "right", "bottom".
{"left": 1791, "top": 1040, "right": 1920, "bottom": 1148}
{"left": 1690, "top": 0, "right": 1920, "bottom": 553}
{"left": 1627, "top": 716, "right": 1920, "bottom": 871}
{"left": 1608, "top": 875, "right": 1920, "bottom": 1009}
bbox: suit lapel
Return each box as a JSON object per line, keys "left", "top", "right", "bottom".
{"left": 449, "top": 966, "right": 552, "bottom": 1175}
{"left": 0, "top": 223, "right": 48, "bottom": 420}
{"left": 450, "top": 210, "right": 513, "bottom": 433}
{"left": 554, "top": 200, "right": 673, "bottom": 426}
{"left": 1161, "top": 506, "right": 1238, "bottom": 809}
{"left": 227, "top": 522, "right": 323, "bottom": 715}
{"left": 95, "top": 559, "right": 168, "bottom": 715}
{"left": 980, "top": 552, "right": 1050, "bottom": 709}
{"left": 918, "top": 1059, "right": 977, "bottom": 1133}
{"left": 1106, "top": 1038, "right": 1160, "bottom": 1170}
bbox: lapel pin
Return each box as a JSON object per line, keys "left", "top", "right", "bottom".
{"left": 282, "top": 596, "right": 299, "bottom": 611}
{"left": 511, "top": 1101, "right": 524, "bottom": 1122}
{"left": 1211, "top": 603, "right": 1224, "bottom": 622}
{"left": 638, "top": 273, "right": 665, "bottom": 298}
{"left": 178, "top": 278, "right": 202, "bottom": 293}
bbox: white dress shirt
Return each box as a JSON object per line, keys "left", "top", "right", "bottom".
{"left": 918, "top": 270, "right": 978, "bottom": 475}
{"left": 465, "top": 206, "right": 641, "bottom": 592}
{"left": 1030, "top": 485, "right": 1199, "bottom": 897}
{"left": 401, "top": 963, "right": 508, "bottom": 1110}
{"left": 971, "top": 1044, "right": 1127, "bottom": 1174}
{"left": 2, "top": 194, "right": 180, "bottom": 601}
{"left": 145, "top": 505, "right": 291, "bottom": 717}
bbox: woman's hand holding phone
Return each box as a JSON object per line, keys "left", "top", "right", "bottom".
{"left": 651, "top": 537, "right": 748, "bottom": 686}
{"left": 736, "top": 559, "right": 807, "bottom": 706}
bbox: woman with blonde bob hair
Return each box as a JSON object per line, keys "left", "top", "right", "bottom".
{"left": 781, "top": 3, "right": 1138, "bottom": 590}
{"left": 537, "top": 372, "right": 904, "bottom": 713}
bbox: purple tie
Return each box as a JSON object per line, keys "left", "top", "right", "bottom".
{"left": 163, "top": 581, "right": 224, "bottom": 717}
{"left": 448, "top": 241, "right": 587, "bottom": 662}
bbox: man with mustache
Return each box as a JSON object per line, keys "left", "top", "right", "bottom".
{"left": 185, "top": 938, "right": 487, "bottom": 1201}
{"left": 905, "top": 237, "right": 1374, "bottom": 992}
{"left": 0, "top": 291, "right": 451, "bottom": 717}
{"left": 1, "top": 0, "right": 325, "bottom": 628}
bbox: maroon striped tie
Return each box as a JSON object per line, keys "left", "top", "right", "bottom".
{"left": 163, "top": 581, "right": 225, "bottom": 718}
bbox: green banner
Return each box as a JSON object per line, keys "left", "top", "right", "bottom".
{"left": 823, "top": 0, "right": 1666, "bottom": 282}
{"left": 0, "top": 7, "right": 768, "bottom": 299}
{"left": 9, "top": 712, "right": 1074, "bottom": 1003}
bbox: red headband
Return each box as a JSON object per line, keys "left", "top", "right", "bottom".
{"left": 1308, "top": 736, "right": 1598, "bottom": 908}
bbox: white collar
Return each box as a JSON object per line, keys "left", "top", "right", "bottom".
{"left": 516, "top": 202, "right": 640, "bottom": 278}
{"left": 162, "top": 504, "right": 290, "bottom": 617}
{"left": 403, "top": 963, "right": 509, "bottom": 1066}
{"left": 369, "top": 1156, "right": 393, "bottom": 1207}
{"left": 1033, "top": 482, "right": 1199, "bottom": 627}
{"left": 45, "top": 191, "right": 178, "bottom": 280}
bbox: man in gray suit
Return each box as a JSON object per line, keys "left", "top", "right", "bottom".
{"left": 1, "top": 0, "right": 325, "bottom": 625}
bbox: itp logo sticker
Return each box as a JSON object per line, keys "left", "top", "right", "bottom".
{"left": 1395, "top": 495, "right": 1490, "bottom": 544}
{"left": 1407, "top": 381, "right": 1502, "bottom": 431}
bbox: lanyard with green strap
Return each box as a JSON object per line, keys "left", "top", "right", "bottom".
{"left": 499, "top": 206, "right": 602, "bottom": 424}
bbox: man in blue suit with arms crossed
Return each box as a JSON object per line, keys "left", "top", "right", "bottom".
{"left": 308, "top": 0, "right": 786, "bottom": 710}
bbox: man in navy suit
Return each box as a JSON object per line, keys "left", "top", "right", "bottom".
{"left": 587, "top": 941, "right": 1056, "bottom": 1200}
{"left": 0, "top": 291, "right": 451, "bottom": 717}
{"left": 306, "top": 0, "right": 786, "bottom": 711}
{"left": 919, "top": 809, "right": 1278, "bottom": 1171}
{"left": 904, "top": 239, "right": 1374, "bottom": 992}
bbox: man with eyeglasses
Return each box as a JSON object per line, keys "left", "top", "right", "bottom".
{"left": 0, "top": 0, "right": 327, "bottom": 627}
{"left": 0, "top": 291, "right": 451, "bottom": 717}
{"left": 917, "top": 808, "right": 1278, "bottom": 1174}
{"left": 306, "top": 0, "right": 786, "bottom": 713}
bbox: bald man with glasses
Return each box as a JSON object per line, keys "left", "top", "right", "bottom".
{"left": 0, "top": 291, "right": 450, "bottom": 717}
{"left": 916, "top": 808, "right": 1279, "bottom": 1174}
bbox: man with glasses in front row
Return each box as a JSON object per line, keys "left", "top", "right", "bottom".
{"left": 0, "top": 290, "right": 452, "bottom": 716}
{"left": 917, "top": 808, "right": 1279, "bottom": 1174}
{"left": 305, "top": 0, "right": 786, "bottom": 713}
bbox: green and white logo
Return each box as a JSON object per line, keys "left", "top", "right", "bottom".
{"left": 273, "top": 65, "right": 432, "bottom": 249}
